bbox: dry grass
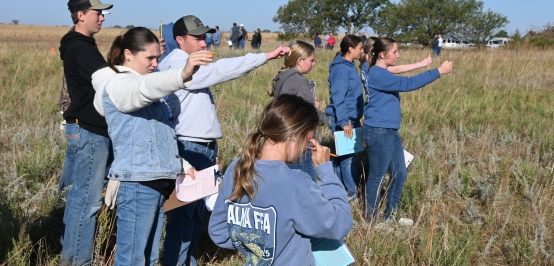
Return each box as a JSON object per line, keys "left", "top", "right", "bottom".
{"left": 1, "top": 25, "right": 554, "bottom": 265}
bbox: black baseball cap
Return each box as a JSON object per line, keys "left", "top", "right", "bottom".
{"left": 172, "top": 15, "right": 216, "bottom": 39}
{"left": 68, "top": 0, "right": 113, "bottom": 13}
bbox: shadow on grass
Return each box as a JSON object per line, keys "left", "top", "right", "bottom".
{"left": 0, "top": 191, "right": 23, "bottom": 263}
{"left": 25, "top": 202, "right": 65, "bottom": 264}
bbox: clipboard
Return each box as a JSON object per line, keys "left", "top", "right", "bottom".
{"left": 333, "top": 128, "right": 364, "bottom": 156}
{"left": 163, "top": 165, "right": 220, "bottom": 212}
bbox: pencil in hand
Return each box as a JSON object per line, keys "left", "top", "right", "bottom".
{"left": 307, "top": 142, "right": 337, "bottom": 158}
{"left": 159, "top": 20, "right": 163, "bottom": 38}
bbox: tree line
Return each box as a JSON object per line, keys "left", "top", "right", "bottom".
{"left": 273, "top": 0, "right": 508, "bottom": 45}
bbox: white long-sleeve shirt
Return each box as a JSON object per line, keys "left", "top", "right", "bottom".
{"left": 158, "top": 49, "right": 267, "bottom": 142}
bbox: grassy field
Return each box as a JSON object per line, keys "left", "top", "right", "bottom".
{"left": 1, "top": 24, "right": 553, "bottom": 265}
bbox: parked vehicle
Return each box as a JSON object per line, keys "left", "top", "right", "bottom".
{"left": 461, "top": 41, "right": 475, "bottom": 47}
{"left": 442, "top": 38, "right": 462, "bottom": 48}
{"left": 486, "top": 37, "right": 512, "bottom": 48}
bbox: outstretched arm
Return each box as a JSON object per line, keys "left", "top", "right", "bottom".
{"left": 388, "top": 57, "right": 432, "bottom": 74}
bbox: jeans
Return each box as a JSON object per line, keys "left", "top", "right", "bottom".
{"left": 206, "top": 42, "right": 212, "bottom": 50}
{"left": 58, "top": 141, "right": 75, "bottom": 193}
{"left": 362, "top": 126, "right": 407, "bottom": 221}
{"left": 214, "top": 43, "right": 219, "bottom": 49}
{"left": 114, "top": 182, "right": 165, "bottom": 266}
{"left": 61, "top": 123, "right": 112, "bottom": 265}
{"left": 163, "top": 140, "right": 217, "bottom": 266}
{"left": 286, "top": 148, "right": 316, "bottom": 182}
{"left": 327, "top": 115, "right": 359, "bottom": 197}
{"left": 239, "top": 39, "right": 246, "bottom": 49}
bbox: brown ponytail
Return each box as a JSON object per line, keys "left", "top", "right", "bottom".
{"left": 359, "top": 36, "right": 378, "bottom": 68}
{"left": 229, "top": 94, "right": 319, "bottom": 201}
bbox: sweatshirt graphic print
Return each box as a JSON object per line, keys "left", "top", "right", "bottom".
{"left": 226, "top": 201, "right": 277, "bottom": 266}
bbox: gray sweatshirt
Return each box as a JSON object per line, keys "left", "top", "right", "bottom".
{"left": 209, "top": 160, "right": 352, "bottom": 265}
{"left": 272, "top": 69, "right": 327, "bottom": 125}
{"left": 158, "top": 49, "right": 267, "bottom": 142}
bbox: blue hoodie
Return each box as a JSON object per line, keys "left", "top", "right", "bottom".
{"left": 361, "top": 62, "right": 441, "bottom": 129}
{"left": 325, "top": 54, "right": 364, "bottom": 128}
{"left": 209, "top": 160, "right": 352, "bottom": 265}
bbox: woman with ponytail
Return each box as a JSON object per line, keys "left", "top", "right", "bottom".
{"left": 270, "top": 40, "right": 326, "bottom": 182}
{"left": 209, "top": 94, "right": 352, "bottom": 265}
{"left": 91, "top": 27, "right": 212, "bottom": 265}
{"left": 361, "top": 37, "right": 453, "bottom": 226}
{"left": 359, "top": 37, "right": 433, "bottom": 75}
{"left": 325, "top": 35, "right": 364, "bottom": 201}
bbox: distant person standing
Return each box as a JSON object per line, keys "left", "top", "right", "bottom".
{"left": 324, "top": 32, "right": 330, "bottom": 49}
{"left": 205, "top": 25, "right": 213, "bottom": 50}
{"left": 437, "top": 33, "right": 443, "bottom": 55}
{"left": 431, "top": 36, "right": 439, "bottom": 55}
{"left": 213, "top": 25, "right": 220, "bottom": 49}
{"left": 360, "top": 32, "right": 367, "bottom": 43}
{"left": 327, "top": 32, "right": 336, "bottom": 50}
{"left": 257, "top": 28, "right": 262, "bottom": 49}
{"left": 58, "top": 0, "right": 113, "bottom": 265}
{"left": 314, "top": 33, "right": 322, "bottom": 49}
{"left": 251, "top": 29, "right": 261, "bottom": 49}
{"left": 239, "top": 24, "right": 248, "bottom": 49}
{"left": 229, "top": 22, "right": 240, "bottom": 49}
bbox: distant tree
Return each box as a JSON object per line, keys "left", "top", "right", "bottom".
{"left": 273, "top": 0, "right": 336, "bottom": 38}
{"left": 374, "top": 0, "right": 482, "bottom": 45}
{"left": 113, "top": 25, "right": 122, "bottom": 29}
{"left": 323, "top": 0, "right": 388, "bottom": 35}
{"left": 457, "top": 7, "right": 509, "bottom": 44}
{"left": 261, "top": 29, "right": 271, "bottom": 33}
{"left": 125, "top": 25, "right": 134, "bottom": 29}
{"left": 11, "top": 19, "right": 19, "bottom": 25}
{"left": 494, "top": 30, "right": 508, "bottom": 38}
{"left": 273, "top": 31, "right": 282, "bottom": 34}
{"left": 511, "top": 28, "right": 522, "bottom": 43}
{"left": 371, "top": 1, "right": 403, "bottom": 38}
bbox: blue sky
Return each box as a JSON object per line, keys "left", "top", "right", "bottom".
{"left": 0, "top": 0, "right": 551, "bottom": 35}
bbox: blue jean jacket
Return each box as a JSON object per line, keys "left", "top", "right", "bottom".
{"left": 103, "top": 89, "right": 181, "bottom": 181}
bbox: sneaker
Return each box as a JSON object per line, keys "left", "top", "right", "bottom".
{"left": 348, "top": 195, "right": 359, "bottom": 204}
{"left": 398, "top": 217, "right": 414, "bottom": 226}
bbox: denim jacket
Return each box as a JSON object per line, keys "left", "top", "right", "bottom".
{"left": 92, "top": 66, "right": 196, "bottom": 182}
{"left": 103, "top": 89, "right": 181, "bottom": 181}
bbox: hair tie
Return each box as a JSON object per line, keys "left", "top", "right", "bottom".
{"left": 258, "top": 128, "right": 265, "bottom": 137}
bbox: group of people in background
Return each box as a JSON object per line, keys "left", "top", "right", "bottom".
{"left": 58, "top": 0, "right": 453, "bottom": 264}
{"left": 228, "top": 23, "right": 263, "bottom": 50}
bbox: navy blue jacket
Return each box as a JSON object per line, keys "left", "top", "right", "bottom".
{"left": 325, "top": 54, "right": 364, "bottom": 128}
